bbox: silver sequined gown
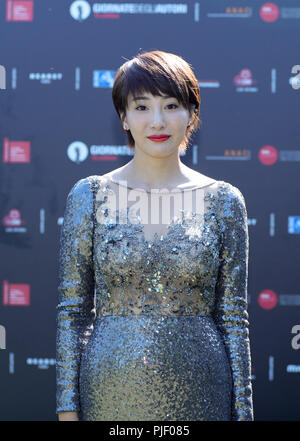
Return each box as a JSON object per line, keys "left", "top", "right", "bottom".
{"left": 56, "top": 175, "right": 254, "bottom": 421}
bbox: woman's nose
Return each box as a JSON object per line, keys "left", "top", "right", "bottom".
{"left": 150, "top": 110, "right": 166, "bottom": 129}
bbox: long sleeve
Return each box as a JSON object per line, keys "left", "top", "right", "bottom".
{"left": 56, "top": 177, "right": 96, "bottom": 414}
{"left": 213, "top": 184, "right": 254, "bottom": 421}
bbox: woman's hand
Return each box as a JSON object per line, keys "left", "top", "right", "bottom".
{"left": 58, "top": 411, "right": 79, "bottom": 421}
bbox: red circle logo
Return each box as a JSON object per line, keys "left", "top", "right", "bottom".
{"left": 260, "top": 3, "right": 280, "bottom": 22}
{"left": 258, "top": 145, "right": 278, "bottom": 165}
{"left": 258, "top": 290, "right": 278, "bottom": 310}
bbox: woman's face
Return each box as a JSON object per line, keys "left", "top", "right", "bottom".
{"left": 123, "top": 91, "right": 191, "bottom": 158}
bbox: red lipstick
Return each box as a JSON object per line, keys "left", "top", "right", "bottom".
{"left": 147, "top": 135, "right": 170, "bottom": 142}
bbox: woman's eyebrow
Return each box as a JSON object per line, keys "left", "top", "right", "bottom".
{"left": 131, "top": 95, "right": 173, "bottom": 102}
{"left": 131, "top": 96, "right": 149, "bottom": 102}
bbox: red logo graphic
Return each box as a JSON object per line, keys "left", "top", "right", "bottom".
{"left": 258, "top": 290, "right": 278, "bottom": 310}
{"left": 260, "top": 3, "right": 280, "bottom": 23}
{"left": 2, "top": 209, "right": 25, "bottom": 227}
{"left": 233, "top": 69, "right": 257, "bottom": 87}
{"left": 3, "top": 138, "right": 31, "bottom": 163}
{"left": 258, "top": 145, "right": 279, "bottom": 165}
{"left": 3, "top": 280, "right": 30, "bottom": 306}
{"left": 6, "top": 0, "right": 34, "bottom": 21}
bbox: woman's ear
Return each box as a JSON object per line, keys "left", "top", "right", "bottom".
{"left": 120, "top": 112, "right": 128, "bottom": 125}
{"left": 120, "top": 112, "right": 129, "bottom": 131}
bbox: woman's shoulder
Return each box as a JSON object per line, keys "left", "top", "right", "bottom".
{"left": 67, "top": 176, "right": 92, "bottom": 194}
{"left": 209, "top": 178, "right": 246, "bottom": 200}
{"left": 213, "top": 181, "right": 248, "bottom": 227}
{"left": 69, "top": 174, "right": 109, "bottom": 191}
{"left": 64, "top": 176, "right": 105, "bottom": 206}
{"left": 204, "top": 179, "right": 247, "bottom": 223}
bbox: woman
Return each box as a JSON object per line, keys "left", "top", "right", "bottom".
{"left": 56, "top": 50, "right": 254, "bottom": 421}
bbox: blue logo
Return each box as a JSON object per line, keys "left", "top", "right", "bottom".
{"left": 93, "top": 70, "right": 115, "bottom": 88}
{"left": 288, "top": 216, "right": 300, "bottom": 234}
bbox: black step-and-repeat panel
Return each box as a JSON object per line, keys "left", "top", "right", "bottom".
{"left": 0, "top": 0, "right": 299, "bottom": 421}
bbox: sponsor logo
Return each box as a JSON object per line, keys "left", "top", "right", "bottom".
{"left": 2, "top": 209, "right": 27, "bottom": 233}
{"left": 6, "top": 0, "right": 34, "bottom": 22}
{"left": 3, "top": 138, "right": 30, "bottom": 163}
{"left": 3, "top": 281, "right": 30, "bottom": 306}
{"left": 93, "top": 70, "right": 115, "bottom": 88}
{"left": 260, "top": 3, "right": 280, "bottom": 23}
{"left": 258, "top": 290, "right": 278, "bottom": 310}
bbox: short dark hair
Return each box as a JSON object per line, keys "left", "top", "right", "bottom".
{"left": 112, "top": 50, "right": 201, "bottom": 152}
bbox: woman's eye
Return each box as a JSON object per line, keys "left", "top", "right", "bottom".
{"left": 135, "top": 103, "right": 178, "bottom": 111}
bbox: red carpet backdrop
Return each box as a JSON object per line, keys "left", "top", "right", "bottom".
{"left": 0, "top": 0, "right": 299, "bottom": 421}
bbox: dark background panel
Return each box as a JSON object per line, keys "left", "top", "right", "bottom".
{"left": 0, "top": 0, "right": 299, "bottom": 421}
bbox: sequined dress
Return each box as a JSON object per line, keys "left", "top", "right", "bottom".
{"left": 56, "top": 174, "right": 253, "bottom": 421}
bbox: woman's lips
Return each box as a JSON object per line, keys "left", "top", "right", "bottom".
{"left": 147, "top": 135, "right": 170, "bottom": 142}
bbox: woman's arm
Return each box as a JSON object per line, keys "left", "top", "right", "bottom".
{"left": 56, "top": 177, "right": 95, "bottom": 417}
{"left": 213, "top": 183, "right": 254, "bottom": 421}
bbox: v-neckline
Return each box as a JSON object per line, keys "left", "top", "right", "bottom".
{"left": 139, "top": 218, "right": 179, "bottom": 246}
